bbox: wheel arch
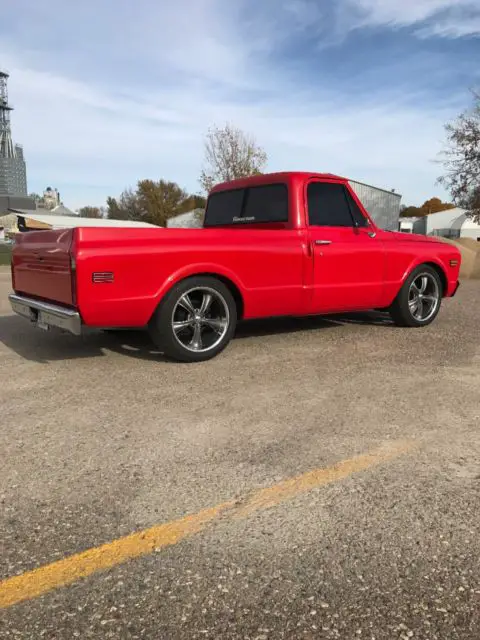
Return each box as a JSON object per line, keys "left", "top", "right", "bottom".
{"left": 398, "top": 258, "right": 448, "bottom": 295}
{"left": 149, "top": 267, "right": 245, "bottom": 323}
{"left": 423, "top": 261, "right": 448, "bottom": 296}
{"left": 389, "top": 260, "right": 445, "bottom": 327}
{"left": 199, "top": 273, "right": 245, "bottom": 320}
{"left": 384, "top": 259, "right": 448, "bottom": 309}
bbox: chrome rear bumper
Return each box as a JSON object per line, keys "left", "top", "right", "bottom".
{"left": 9, "top": 293, "right": 82, "bottom": 335}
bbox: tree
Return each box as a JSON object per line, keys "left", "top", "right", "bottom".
{"left": 438, "top": 91, "right": 480, "bottom": 222}
{"left": 106, "top": 180, "right": 198, "bottom": 226}
{"left": 177, "top": 194, "right": 207, "bottom": 214}
{"left": 419, "top": 197, "right": 455, "bottom": 215}
{"left": 107, "top": 189, "right": 143, "bottom": 221}
{"left": 29, "top": 192, "right": 43, "bottom": 204}
{"left": 399, "top": 197, "right": 456, "bottom": 217}
{"left": 400, "top": 206, "right": 421, "bottom": 218}
{"left": 136, "top": 179, "right": 188, "bottom": 226}
{"left": 78, "top": 206, "right": 102, "bottom": 218}
{"left": 107, "top": 196, "right": 129, "bottom": 220}
{"left": 199, "top": 123, "right": 267, "bottom": 193}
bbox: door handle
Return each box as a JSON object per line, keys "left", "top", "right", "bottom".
{"left": 314, "top": 239, "right": 332, "bottom": 245}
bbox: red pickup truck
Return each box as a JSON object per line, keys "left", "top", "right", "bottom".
{"left": 9, "top": 172, "right": 461, "bottom": 362}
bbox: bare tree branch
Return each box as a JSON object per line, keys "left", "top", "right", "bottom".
{"left": 437, "top": 90, "right": 480, "bottom": 222}
{"left": 199, "top": 123, "right": 268, "bottom": 193}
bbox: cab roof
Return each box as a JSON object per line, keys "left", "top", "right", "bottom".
{"left": 210, "top": 171, "right": 347, "bottom": 193}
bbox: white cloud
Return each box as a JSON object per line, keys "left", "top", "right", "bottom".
{"left": 417, "top": 14, "right": 480, "bottom": 37}
{"left": 5, "top": 61, "right": 457, "bottom": 208}
{"left": 342, "top": 0, "right": 480, "bottom": 37}
{"left": 0, "top": 0, "right": 473, "bottom": 208}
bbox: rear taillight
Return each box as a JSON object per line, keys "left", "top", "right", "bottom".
{"left": 10, "top": 253, "right": 15, "bottom": 290}
{"left": 70, "top": 254, "right": 77, "bottom": 306}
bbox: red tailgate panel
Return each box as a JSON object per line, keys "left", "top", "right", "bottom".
{"left": 12, "top": 229, "right": 75, "bottom": 307}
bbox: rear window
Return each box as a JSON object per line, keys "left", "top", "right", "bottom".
{"left": 243, "top": 184, "right": 288, "bottom": 223}
{"left": 203, "top": 188, "right": 244, "bottom": 226}
{"left": 204, "top": 184, "right": 288, "bottom": 227}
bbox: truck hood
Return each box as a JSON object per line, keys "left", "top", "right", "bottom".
{"left": 382, "top": 230, "right": 445, "bottom": 244}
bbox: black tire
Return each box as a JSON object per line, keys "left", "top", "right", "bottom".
{"left": 389, "top": 264, "right": 443, "bottom": 327}
{"left": 149, "top": 276, "right": 237, "bottom": 362}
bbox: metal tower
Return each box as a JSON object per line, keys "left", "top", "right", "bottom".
{"left": 0, "top": 70, "right": 27, "bottom": 196}
{"left": 0, "top": 70, "right": 16, "bottom": 159}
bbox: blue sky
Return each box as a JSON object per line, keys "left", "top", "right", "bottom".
{"left": 1, "top": 0, "right": 479, "bottom": 209}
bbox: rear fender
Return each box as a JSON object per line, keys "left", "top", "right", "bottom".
{"left": 149, "top": 262, "right": 246, "bottom": 319}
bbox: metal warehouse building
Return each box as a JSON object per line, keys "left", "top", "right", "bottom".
{"left": 348, "top": 180, "right": 401, "bottom": 231}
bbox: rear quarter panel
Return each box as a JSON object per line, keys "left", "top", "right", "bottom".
{"left": 380, "top": 232, "right": 461, "bottom": 305}
{"left": 74, "top": 227, "right": 307, "bottom": 327}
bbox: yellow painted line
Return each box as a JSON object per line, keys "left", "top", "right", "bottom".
{"left": 0, "top": 501, "right": 234, "bottom": 610}
{"left": 0, "top": 439, "right": 415, "bottom": 609}
{"left": 233, "top": 438, "right": 416, "bottom": 518}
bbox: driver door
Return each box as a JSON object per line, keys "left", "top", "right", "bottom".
{"left": 307, "top": 180, "right": 386, "bottom": 313}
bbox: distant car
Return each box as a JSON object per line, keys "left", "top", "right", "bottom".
{"left": 9, "top": 171, "right": 461, "bottom": 362}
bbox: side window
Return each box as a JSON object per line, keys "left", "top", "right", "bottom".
{"left": 243, "top": 184, "right": 289, "bottom": 223}
{"left": 344, "top": 189, "right": 368, "bottom": 227}
{"left": 307, "top": 182, "right": 354, "bottom": 227}
{"left": 203, "top": 189, "right": 245, "bottom": 226}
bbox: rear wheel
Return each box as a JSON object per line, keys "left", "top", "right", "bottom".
{"left": 389, "top": 265, "right": 442, "bottom": 327}
{"left": 149, "top": 276, "right": 237, "bottom": 362}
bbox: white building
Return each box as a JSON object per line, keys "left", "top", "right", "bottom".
{"left": 400, "top": 207, "right": 480, "bottom": 241}
{"left": 398, "top": 218, "right": 415, "bottom": 233}
{"left": 42, "top": 187, "right": 61, "bottom": 210}
{"left": 449, "top": 210, "right": 480, "bottom": 241}
{"left": 166, "top": 209, "right": 204, "bottom": 228}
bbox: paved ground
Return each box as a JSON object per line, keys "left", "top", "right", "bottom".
{"left": 0, "top": 266, "right": 479, "bottom": 639}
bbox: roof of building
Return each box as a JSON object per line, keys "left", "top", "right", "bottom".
{"left": 0, "top": 194, "right": 35, "bottom": 213}
{"left": 50, "top": 204, "right": 76, "bottom": 216}
{"left": 424, "top": 207, "right": 466, "bottom": 230}
{"left": 450, "top": 211, "right": 480, "bottom": 231}
{"left": 9, "top": 210, "right": 158, "bottom": 229}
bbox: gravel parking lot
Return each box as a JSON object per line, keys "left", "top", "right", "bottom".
{"left": 1, "top": 266, "right": 479, "bottom": 639}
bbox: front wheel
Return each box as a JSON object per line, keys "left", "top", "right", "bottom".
{"left": 389, "top": 265, "right": 443, "bottom": 327}
{"left": 149, "top": 276, "right": 237, "bottom": 362}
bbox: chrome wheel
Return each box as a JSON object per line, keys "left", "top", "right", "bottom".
{"left": 171, "top": 287, "right": 230, "bottom": 353}
{"left": 408, "top": 272, "right": 440, "bottom": 322}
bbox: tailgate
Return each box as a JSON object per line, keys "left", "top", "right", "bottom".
{"left": 12, "top": 229, "right": 75, "bottom": 307}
